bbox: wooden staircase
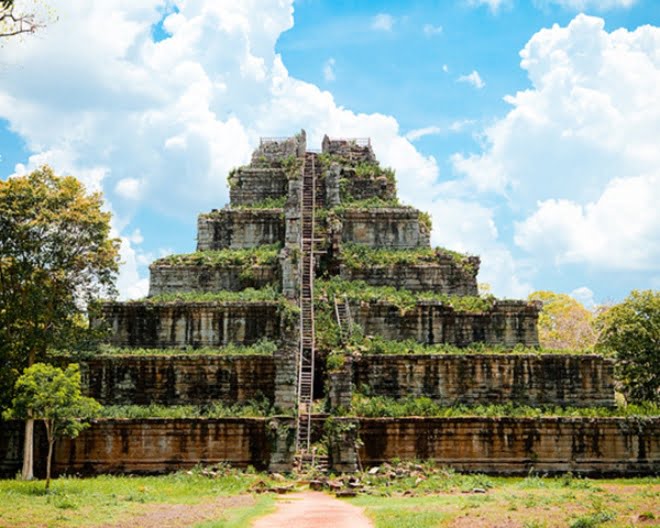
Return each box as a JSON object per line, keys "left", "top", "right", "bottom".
{"left": 296, "top": 152, "right": 319, "bottom": 455}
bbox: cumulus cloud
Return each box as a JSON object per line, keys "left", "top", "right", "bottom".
{"left": 457, "top": 70, "right": 485, "bottom": 89}
{"left": 570, "top": 286, "right": 596, "bottom": 308}
{"left": 371, "top": 13, "right": 394, "bottom": 31}
{"left": 452, "top": 14, "right": 660, "bottom": 272}
{"left": 405, "top": 126, "right": 442, "bottom": 142}
{"left": 535, "top": 0, "right": 636, "bottom": 10}
{"left": 466, "top": 0, "right": 511, "bottom": 13}
{"left": 3, "top": 1, "right": 489, "bottom": 297}
{"left": 323, "top": 57, "right": 336, "bottom": 82}
{"left": 423, "top": 24, "right": 443, "bottom": 36}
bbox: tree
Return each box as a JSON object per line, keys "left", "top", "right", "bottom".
{"left": 528, "top": 290, "right": 597, "bottom": 350}
{"left": 4, "top": 363, "right": 101, "bottom": 489}
{"left": 0, "top": 0, "right": 44, "bottom": 38}
{"left": 595, "top": 290, "right": 659, "bottom": 404}
{"left": 0, "top": 166, "right": 119, "bottom": 479}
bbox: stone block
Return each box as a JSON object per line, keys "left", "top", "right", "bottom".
{"left": 197, "top": 209, "right": 285, "bottom": 250}
{"left": 339, "top": 208, "right": 430, "bottom": 249}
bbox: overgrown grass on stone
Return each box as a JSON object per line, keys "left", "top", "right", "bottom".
{"left": 346, "top": 394, "right": 660, "bottom": 418}
{"left": 74, "top": 339, "right": 279, "bottom": 358}
{"left": 316, "top": 277, "right": 495, "bottom": 313}
{"left": 340, "top": 244, "right": 476, "bottom": 273}
{"left": 99, "top": 399, "right": 275, "bottom": 419}
{"left": 138, "top": 286, "right": 282, "bottom": 304}
{"left": 153, "top": 245, "right": 280, "bottom": 268}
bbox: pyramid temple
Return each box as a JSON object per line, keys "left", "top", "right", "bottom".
{"left": 1, "top": 131, "right": 657, "bottom": 476}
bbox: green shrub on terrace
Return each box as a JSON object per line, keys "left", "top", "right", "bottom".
{"left": 141, "top": 286, "right": 281, "bottom": 304}
{"left": 84, "top": 339, "right": 279, "bottom": 357}
{"left": 340, "top": 244, "right": 476, "bottom": 274}
{"left": 334, "top": 197, "right": 402, "bottom": 210}
{"left": 347, "top": 337, "right": 595, "bottom": 356}
{"left": 99, "top": 398, "right": 274, "bottom": 419}
{"left": 153, "top": 245, "right": 280, "bottom": 267}
{"left": 347, "top": 394, "right": 660, "bottom": 418}
{"left": 233, "top": 196, "right": 286, "bottom": 209}
{"left": 316, "top": 277, "right": 495, "bottom": 313}
{"left": 352, "top": 162, "right": 396, "bottom": 184}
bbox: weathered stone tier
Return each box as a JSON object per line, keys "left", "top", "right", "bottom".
{"left": 339, "top": 260, "right": 479, "bottom": 295}
{"left": 81, "top": 355, "right": 276, "bottom": 405}
{"left": 197, "top": 209, "right": 284, "bottom": 250}
{"left": 338, "top": 167, "right": 396, "bottom": 202}
{"left": 0, "top": 418, "right": 291, "bottom": 476}
{"left": 228, "top": 167, "right": 288, "bottom": 206}
{"left": 100, "top": 302, "right": 282, "bottom": 348}
{"left": 351, "top": 300, "right": 540, "bottom": 347}
{"left": 349, "top": 354, "right": 615, "bottom": 408}
{"left": 352, "top": 417, "right": 659, "bottom": 475}
{"left": 339, "top": 208, "right": 430, "bottom": 249}
{"left": 149, "top": 263, "right": 279, "bottom": 296}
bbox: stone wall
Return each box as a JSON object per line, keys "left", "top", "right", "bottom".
{"left": 81, "top": 355, "right": 275, "bottom": 405}
{"left": 339, "top": 168, "right": 396, "bottom": 202}
{"left": 322, "top": 136, "right": 376, "bottom": 164}
{"left": 354, "top": 417, "right": 660, "bottom": 475}
{"left": 0, "top": 419, "right": 290, "bottom": 476}
{"left": 197, "top": 209, "right": 285, "bottom": 251}
{"left": 339, "top": 261, "right": 479, "bottom": 296}
{"left": 351, "top": 300, "right": 540, "bottom": 347}
{"left": 100, "top": 302, "right": 282, "bottom": 348}
{"left": 351, "top": 355, "right": 615, "bottom": 407}
{"left": 228, "top": 168, "right": 289, "bottom": 206}
{"left": 251, "top": 132, "right": 306, "bottom": 164}
{"left": 149, "top": 264, "right": 279, "bottom": 296}
{"left": 339, "top": 208, "right": 430, "bottom": 249}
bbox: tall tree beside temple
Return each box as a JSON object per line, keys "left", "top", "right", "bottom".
{"left": 0, "top": 166, "right": 119, "bottom": 479}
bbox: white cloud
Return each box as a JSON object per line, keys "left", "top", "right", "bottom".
{"left": 452, "top": 15, "right": 660, "bottom": 272}
{"left": 570, "top": 286, "right": 596, "bottom": 308}
{"left": 323, "top": 57, "right": 336, "bottom": 82}
{"left": 115, "top": 178, "right": 144, "bottom": 200}
{"left": 457, "top": 70, "right": 485, "bottom": 89}
{"left": 405, "top": 126, "right": 442, "bottom": 141}
{"left": 466, "top": 0, "right": 511, "bottom": 13}
{"left": 535, "top": 0, "right": 636, "bottom": 10}
{"left": 3, "top": 1, "right": 482, "bottom": 297}
{"left": 423, "top": 24, "right": 443, "bottom": 36}
{"left": 442, "top": 64, "right": 449, "bottom": 73}
{"left": 371, "top": 13, "right": 394, "bottom": 31}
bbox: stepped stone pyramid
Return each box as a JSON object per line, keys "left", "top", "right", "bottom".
{"left": 2, "top": 131, "right": 657, "bottom": 477}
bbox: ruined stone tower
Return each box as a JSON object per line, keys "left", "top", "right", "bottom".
{"left": 3, "top": 131, "right": 657, "bottom": 476}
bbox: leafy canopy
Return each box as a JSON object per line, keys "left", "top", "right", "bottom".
{"left": 4, "top": 363, "right": 101, "bottom": 438}
{"left": 596, "top": 290, "right": 659, "bottom": 403}
{"left": 0, "top": 166, "right": 119, "bottom": 409}
{"left": 528, "top": 290, "right": 597, "bottom": 350}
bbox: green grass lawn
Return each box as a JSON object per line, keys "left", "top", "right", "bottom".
{"left": 0, "top": 470, "right": 276, "bottom": 528}
{"left": 348, "top": 475, "right": 660, "bottom": 528}
{"left": 0, "top": 471, "right": 657, "bottom": 528}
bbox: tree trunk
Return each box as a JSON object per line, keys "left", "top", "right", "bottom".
{"left": 21, "top": 350, "right": 37, "bottom": 480}
{"left": 45, "top": 438, "right": 54, "bottom": 490}
{"left": 21, "top": 419, "right": 34, "bottom": 480}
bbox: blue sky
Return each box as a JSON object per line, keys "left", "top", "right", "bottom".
{"left": 1, "top": 0, "right": 659, "bottom": 304}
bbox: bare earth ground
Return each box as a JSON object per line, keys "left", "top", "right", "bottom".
{"left": 252, "top": 491, "right": 374, "bottom": 528}
{"left": 98, "top": 495, "right": 255, "bottom": 528}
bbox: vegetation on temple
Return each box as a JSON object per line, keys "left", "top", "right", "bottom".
{"left": 140, "top": 286, "right": 282, "bottom": 304}
{"left": 153, "top": 245, "right": 280, "bottom": 268}
{"left": 66, "top": 339, "right": 279, "bottom": 358}
{"left": 99, "top": 398, "right": 275, "bottom": 419}
{"left": 340, "top": 243, "right": 477, "bottom": 275}
{"left": 316, "top": 277, "right": 495, "bottom": 313}
{"left": 346, "top": 394, "right": 659, "bottom": 419}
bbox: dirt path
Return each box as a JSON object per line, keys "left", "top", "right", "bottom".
{"left": 252, "top": 491, "right": 373, "bottom": 528}
{"left": 99, "top": 495, "right": 255, "bottom": 528}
